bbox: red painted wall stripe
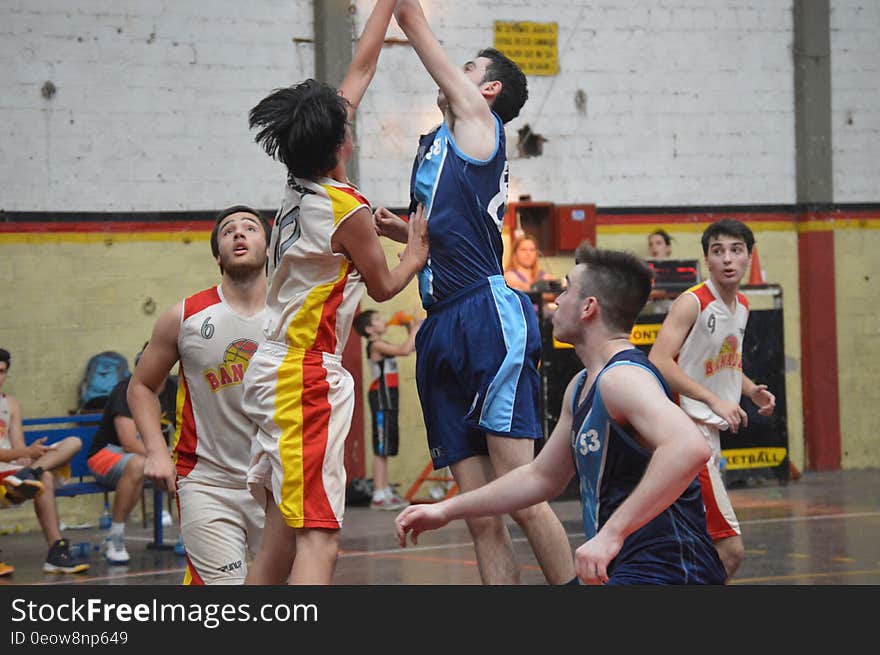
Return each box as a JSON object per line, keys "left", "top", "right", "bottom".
{"left": 595, "top": 211, "right": 794, "bottom": 226}
{"left": 797, "top": 212, "right": 841, "bottom": 471}
{"left": 0, "top": 221, "right": 214, "bottom": 233}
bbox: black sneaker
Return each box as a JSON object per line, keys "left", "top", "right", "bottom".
{"left": 3, "top": 467, "right": 45, "bottom": 504}
{"left": 43, "top": 539, "right": 90, "bottom": 574}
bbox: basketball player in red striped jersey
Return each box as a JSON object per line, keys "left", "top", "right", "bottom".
{"left": 242, "top": 0, "right": 427, "bottom": 585}
{"left": 649, "top": 218, "right": 776, "bottom": 581}
{"left": 128, "top": 205, "right": 270, "bottom": 585}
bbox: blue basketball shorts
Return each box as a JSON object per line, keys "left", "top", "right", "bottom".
{"left": 415, "top": 275, "right": 542, "bottom": 470}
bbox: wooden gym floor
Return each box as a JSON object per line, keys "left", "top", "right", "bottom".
{"left": 1, "top": 468, "right": 877, "bottom": 586}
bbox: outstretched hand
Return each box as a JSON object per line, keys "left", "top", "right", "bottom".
{"left": 749, "top": 384, "right": 776, "bottom": 416}
{"left": 394, "top": 502, "right": 449, "bottom": 547}
{"left": 400, "top": 203, "right": 429, "bottom": 268}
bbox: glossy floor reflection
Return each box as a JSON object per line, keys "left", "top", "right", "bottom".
{"left": 1, "top": 469, "right": 877, "bottom": 585}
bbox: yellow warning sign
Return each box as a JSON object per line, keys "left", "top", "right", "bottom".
{"left": 629, "top": 324, "right": 662, "bottom": 346}
{"left": 553, "top": 323, "right": 662, "bottom": 349}
{"left": 494, "top": 21, "right": 558, "bottom": 76}
{"left": 721, "top": 447, "right": 788, "bottom": 470}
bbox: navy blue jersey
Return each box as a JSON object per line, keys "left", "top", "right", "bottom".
{"left": 408, "top": 114, "right": 509, "bottom": 308}
{"left": 571, "top": 348, "right": 726, "bottom": 584}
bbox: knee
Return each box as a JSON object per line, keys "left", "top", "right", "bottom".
{"left": 509, "top": 502, "right": 544, "bottom": 528}
{"left": 464, "top": 515, "right": 507, "bottom": 542}
{"left": 718, "top": 539, "right": 745, "bottom": 577}
{"left": 298, "top": 531, "right": 339, "bottom": 562}
{"left": 123, "top": 455, "right": 146, "bottom": 482}
{"left": 64, "top": 436, "right": 83, "bottom": 454}
{"left": 728, "top": 541, "right": 746, "bottom": 571}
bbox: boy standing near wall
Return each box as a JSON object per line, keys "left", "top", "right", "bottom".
{"left": 353, "top": 309, "right": 421, "bottom": 510}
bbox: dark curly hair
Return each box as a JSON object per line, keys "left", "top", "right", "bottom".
{"left": 249, "top": 79, "right": 349, "bottom": 181}
{"left": 477, "top": 48, "right": 528, "bottom": 124}
{"left": 701, "top": 219, "right": 755, "bottom": 255}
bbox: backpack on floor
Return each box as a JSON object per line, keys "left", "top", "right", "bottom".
{"left": 77, "top": 351, "right": 130, "bottom": 412}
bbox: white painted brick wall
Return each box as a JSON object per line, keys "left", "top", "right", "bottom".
{"left": 362, "top": 0, "right": 797, "bottom": 207}
{"left": 0, "top": 1, "right": 876, "bottom": 211}
{"left": 0, "top": 0, "right": 313, "bottom": 211}
{"left": 830, "top": 0, "right": 880, "bottom": 203}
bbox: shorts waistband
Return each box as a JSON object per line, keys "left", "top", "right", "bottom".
{"left": 258, "top": 340, "right": 342, "bottom": 364}
{"left": 426, "top": 275, "right": 505, "bottom": 315}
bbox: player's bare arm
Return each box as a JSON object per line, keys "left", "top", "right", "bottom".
{"left": 649, "top": 293, "right": 747, "bottom": 432}
{"left": 128, "top": 302, "right": 182, "bottom": 493}
{"left": 370, "top": 320, "right": 420, "bottom": 358}
{"left": 6, "top": 395, "right": 26, "bottom": 451}
{"left": 0, "top": 438, "right": 50, "bottom": 464}
{"left": 114, "top": 415, "right": 145, "bottom": 456}
{"left": 2, "top": 395, "right": 45, "bottom": 466}
{"left": 333, "top": 204, "right": 428, "bottom": 302}
{"left": 373, "top": 207, "right": 409, "bottom": 244}
{"left": 338, "top": 0, "right": 395, "bottom": 117}
{"left": 394, "top": 0, "right": 496, "bottom": 159}
{"left": 574, "top": 366, "right": 712, "bottom": 584}
{"left": 395, "top": 373, "right": 578, "bottom": 547}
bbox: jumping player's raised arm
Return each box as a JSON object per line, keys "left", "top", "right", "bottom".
{"left": 127, "top": 304, "right": 181, "bottom": 494}
{"left": 338, "top": 0, "right": 396, "bottom": 117}
{"left": 394, "top": 0, "right": 497, "bottom": 159}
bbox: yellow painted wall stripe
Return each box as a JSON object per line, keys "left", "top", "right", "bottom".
{"left": 0, "top": 231, "right": 209, "bottom": 244}
{"left": 597, "top": 217, "right": 880, "bottom": 236}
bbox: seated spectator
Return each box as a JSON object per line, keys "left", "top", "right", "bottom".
{"left": 647, "top": 229, "right": 673, "bottom": 260}
{"left": 0, "top": 348, "right": 89, "bottom": 575}
{"left": 86, "top": 344, "right": 176, "bottom": 564}
{"left": 504, "top": 233, "right": 554, "bottom": 292}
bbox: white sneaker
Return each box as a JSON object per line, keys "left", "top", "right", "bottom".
{"left": 161, "top": 510, "right": 173, "bottom": 527}
{"left": 104, "top": 534, "right": 130, "bottom": 565}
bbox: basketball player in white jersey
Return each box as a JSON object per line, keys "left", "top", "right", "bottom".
{"left": 242, "top": 0, "right": 427, "bottom": 585}
{"left": 128, "top": 205, "right": 270, "bottom": 585}
{"left": 649, "top": 218, "right": 776, "bottom": 581}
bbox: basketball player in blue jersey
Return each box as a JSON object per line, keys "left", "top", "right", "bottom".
{"left": 396, "top": 243, "right": 727, "bottom": 585}
{"left": 375, "top": 0, "right": 575, "bottom": 585}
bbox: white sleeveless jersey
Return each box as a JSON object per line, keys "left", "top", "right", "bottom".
{"left": 173, "top": 285, "right": 269, "bottom": 487}
{"left": 0, "top": 394, "right": 16, "bottom": 473}
{"left": 263, "top": 176, "right": 369, "bottom": 355}
{"left": 676, "top": 278, "right": 749, "bottom": 429}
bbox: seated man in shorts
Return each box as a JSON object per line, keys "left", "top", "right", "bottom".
{"left": 0, "top": 347, "right": 89, "bottom": 574}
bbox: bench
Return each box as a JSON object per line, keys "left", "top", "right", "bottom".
{"left": 22, "top": 414, "right": 172, "bottom": 548}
